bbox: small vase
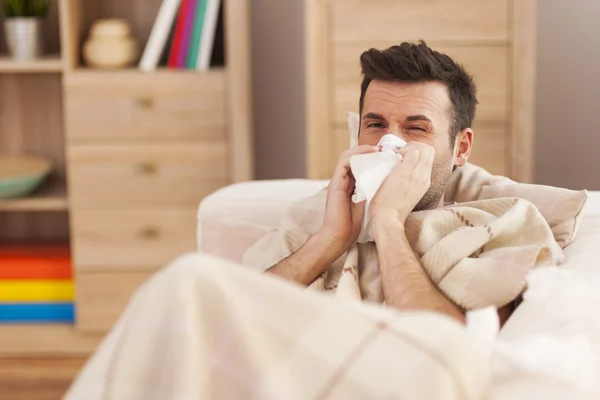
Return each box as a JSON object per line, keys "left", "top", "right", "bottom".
{"left": 83, "top": 19, "right": 139, "bottom": 69}
{"left": 3, "top": 18, "right": 44, "bottom": 61}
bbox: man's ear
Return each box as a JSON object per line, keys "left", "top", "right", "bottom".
{"left": 453, "top": 128, "right": 473, "bottom": 168}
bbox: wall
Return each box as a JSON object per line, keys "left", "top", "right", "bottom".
{"left": 250, "top": 0, "right": 306, "bottom": 179}
{"left": 535, "top": 0, "right": 600, "bottom": 189}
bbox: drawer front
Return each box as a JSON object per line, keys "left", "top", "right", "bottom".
{"left": 333, "top": 44, "right": 508, "bottom": 125}
{"left": 332, "top": 0, "right": 509, "bottom": 43}
{"left": 67, "top": 142, "right": 228, "bottom": 206}
{"left": 71, "top": 208, "right": 197, "bottom": 272}
{"left": 76, "top": 272, "right": 151, "bottom": 332}
{"left": 64, "top": 70, "right": 225, "bottom": 141}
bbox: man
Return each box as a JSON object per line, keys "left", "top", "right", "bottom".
{"left": 264, "top": 41, "right": 476, "bottom": 323}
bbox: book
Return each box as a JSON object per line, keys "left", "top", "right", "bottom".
{"left": 0, "top": 256, "right": 72, "bottom": 280}
{"left": 139, "top": 0, "right": 182, "bottom": 72}
{"left": 0, "top": 303, "right": 74, "bottom": 323}
{"left": 0, "top": 280, "right": 74, "bottom": 302}
{"left": 178, "top": 0, "right": 198, "bottom": 68}
{"left": 168, "top": 0, "right": 191, "bottom": 68}
{"left": 196, "top": 0, "right": 222, "bottom": 71}
{"left": 186, "top": 0, "right": 208, "bottom": 69}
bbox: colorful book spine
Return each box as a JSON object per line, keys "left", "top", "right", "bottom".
{"left": 167, "top": 0, "right": 191, "bottom": 68}
{"left": 0, "top": 257, "right": 72, "bottom": 280}
{"left": 0, "top": 303, "right": 74, "bottom": 323}
{"left": 196, "top": 0, "right": 221, "bottom": 71}
{"left": 186, "top": 0, "right": 207, "bottom": 69}
{"left": 178, "top": 0, "right": 198, "bottom": 68}
{"left": 0, "top": 280, "right": 74, "bottom": 302}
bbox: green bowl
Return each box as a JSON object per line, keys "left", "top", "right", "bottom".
{"left": 0, "top": 156, "right": 52, "bottom": 199}
{"left": 0, "top": 174, "right": 48, "bottom": 199}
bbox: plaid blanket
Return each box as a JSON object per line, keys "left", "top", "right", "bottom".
{"left": 244, "top": 190, "right": 564, "bottom": 309}
{"left": 65, "top": 253, "right": 492, "bottom": 399}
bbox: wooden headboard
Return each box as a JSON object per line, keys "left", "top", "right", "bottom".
{"left": 305, "top": 0, "right": 537, "bottom": 182}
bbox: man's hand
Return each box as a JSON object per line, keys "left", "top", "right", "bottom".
{"left": 370, "top": 142, "right": 435, "bottom": 224}
{"left": 266, "top": 145, "right": 378, "bottom": 286}
{"left": 370, "top": 142, "right": 465, "bottom": 323}
{"left": 320, "top": 145, "right": 380, "bottom": 252}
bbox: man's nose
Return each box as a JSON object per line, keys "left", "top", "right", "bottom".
{"left": 387, "top": 124, "right": 408, "bottom": 141}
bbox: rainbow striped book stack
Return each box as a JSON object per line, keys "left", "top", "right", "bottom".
{"left": 139, "top": 0, "right": 223, "bottom": 72}
{"left": 0, "top": 245, "right": 74, "bottom": 323}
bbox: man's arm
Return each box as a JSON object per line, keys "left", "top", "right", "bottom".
{"left": 265, "top": 144, "right": 380, "bottom": 286}
{"left": 373, "top": 217, "right": 465, "bottom": 323}
{"left": 265, "top": 233, "right": 345, "bottom": 286}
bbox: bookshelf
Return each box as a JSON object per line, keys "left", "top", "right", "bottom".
{"left": 0, "top": 0, "right": 253, "bottom": 358}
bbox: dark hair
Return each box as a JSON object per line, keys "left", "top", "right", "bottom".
{"left": 359, "top": 40, "right": 478, "bottom": 146}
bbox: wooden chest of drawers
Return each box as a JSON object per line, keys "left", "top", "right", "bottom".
{"left": 63, "top": 70, "right": 238, "bottom": 332}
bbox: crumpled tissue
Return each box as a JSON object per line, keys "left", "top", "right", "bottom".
{"left": 350, "top": 134, "right": 407, "bottom": 243}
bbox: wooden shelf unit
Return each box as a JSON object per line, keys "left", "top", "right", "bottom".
{"left": 0, "top": 0, "right": 253, "bottom": 362}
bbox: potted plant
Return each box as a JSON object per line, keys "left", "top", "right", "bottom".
{"left": 2, "top": 0, "right": 49, "bottom": 61}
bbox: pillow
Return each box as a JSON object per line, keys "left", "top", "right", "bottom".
{"left": 345, "top": 112, "right": 588, "bottom": 248}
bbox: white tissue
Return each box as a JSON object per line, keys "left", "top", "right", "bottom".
{"left": 350, "top": 134, "right": 407, "bottom": 243}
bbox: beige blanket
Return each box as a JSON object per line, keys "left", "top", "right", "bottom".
{"left": 244, "top": 191, "right": 564, "bottom": 310}
{"left": 65, "top": 253, "right": 492, "bottom": 400}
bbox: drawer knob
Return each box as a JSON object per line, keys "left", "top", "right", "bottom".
{"left": 138, "top": 161, "right": 158, "bottom": 175}
{"left": 139, "top": 226, "right": 160, "bottom": 240}
{"left": 137, "top": 96, "right": 155, "bottom": 110}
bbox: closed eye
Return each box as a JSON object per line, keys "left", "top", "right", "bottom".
{"left": 408, "top": 126, "right": 427, "bottom": 132}
{"left": 367, "top": 123, "right": 385, "bottom": 128}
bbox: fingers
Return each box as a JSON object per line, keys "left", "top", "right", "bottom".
{"left": 398, "top": 142, "right": 435, "bottom": 169}
{"left": 335, "top": 145, "right": 380, "bottom": 174}
{"left": 330, "top": 145, "right": 380, "bottom": 191}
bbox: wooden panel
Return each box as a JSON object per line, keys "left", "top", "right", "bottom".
{"left": 0, "top": 75, "right": 65, "bottom": 180}
{"left": 0, "top": 357, "right": 86, "bottom": 400}
{"left": 332, "top": 0, "right": 510, "bottom": 44}
{"left": 225, "top": 0, "right": 254, "bottom": 181}
{"left": 305, "top": 0, "right": 334, "bottom": 180}
{"left": 329, "top": 124, "right": 507, "bottom": 178}
{"left": 71, "top": 208, "right": 197, "bottom": 271}
{"left": 467, "top": 126, "right": 507, "bottom": 176}
{"left": 510, "top": 0, "right": 537, "bottom": 182}
{"left": 333, "top": 44, "right": 509, "bottom": 125}
{"left": 0, "top": 212, "right": 70, "bottom": 242}
{"left": 0, "top": 326, "right": 102, "bottom": 356}
{"left": 67, "top": 143, "right": 227, "bottom": 206}
{"left": 59, "top": 0, "right": 83, "bottom": 71}
{"left": 64, "top": 70, "right": 225, "bottom": 141}
{"left": 76, "top": 272, "right": 151, "bottom": 332}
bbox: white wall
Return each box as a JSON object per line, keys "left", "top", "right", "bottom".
{"left": 535, "top": 0, "right": 600, "bottom": 189}
{"left": 250, "top": 0, "right": 306, "bottom": 179}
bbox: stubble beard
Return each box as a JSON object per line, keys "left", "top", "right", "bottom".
{"left": 412, "top": 157, "right": 453, "bottom": 212}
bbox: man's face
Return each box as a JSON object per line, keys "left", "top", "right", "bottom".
{"left": 358, "top": 80, "right": 458, "bottom": 211}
